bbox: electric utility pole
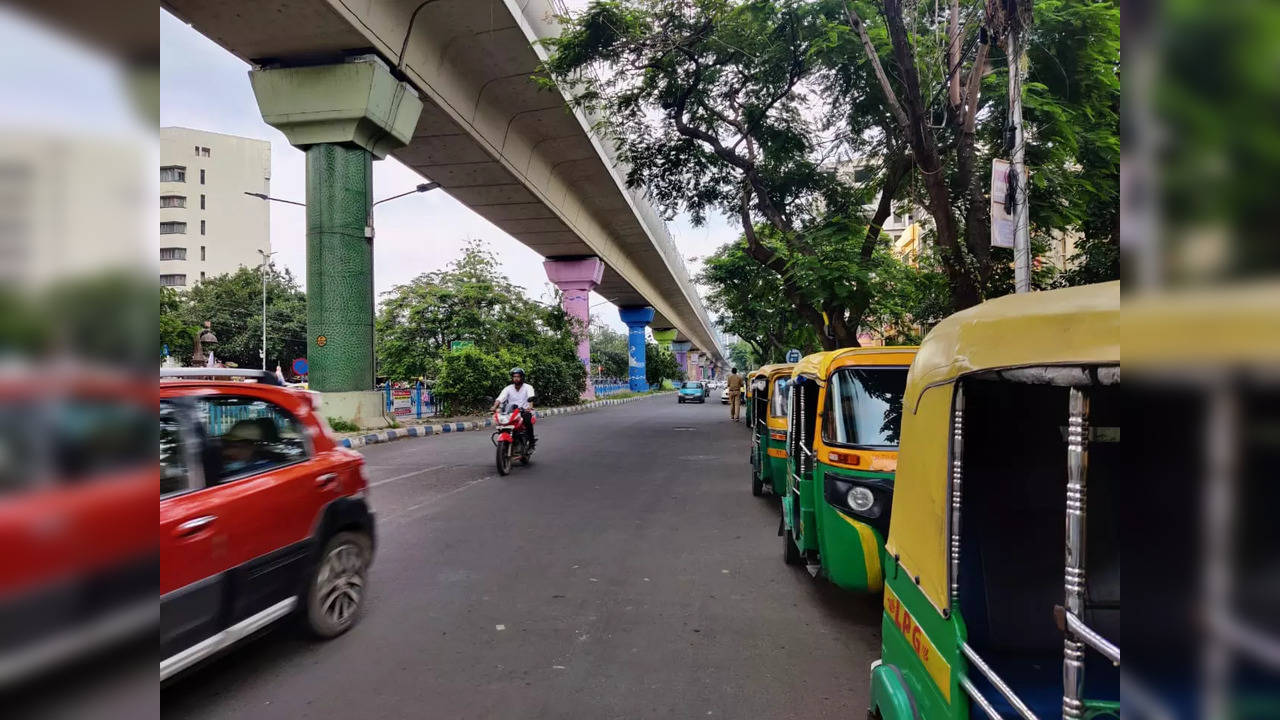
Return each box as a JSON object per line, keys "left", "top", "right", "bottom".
{"left": 1006, "top": 9, "right": 1031, "bottom": 293}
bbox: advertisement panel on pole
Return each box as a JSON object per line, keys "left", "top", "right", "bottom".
{"left": 990, "top": 158, "right": 1016, "bottom": 249}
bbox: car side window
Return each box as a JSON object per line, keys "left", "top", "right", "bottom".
{"left": 195, "top": 396, "right": 309, "bottom": 483}
{"left": 160, "top": 400, "right": 191, "bottom": 496}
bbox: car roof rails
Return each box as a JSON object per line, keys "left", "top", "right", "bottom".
{"left": 160, "top": 368, "right": 282, "bottom": 386}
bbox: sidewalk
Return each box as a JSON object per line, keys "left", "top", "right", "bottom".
{"left": 335, "top": 390, "right": 672, "bottom": 449}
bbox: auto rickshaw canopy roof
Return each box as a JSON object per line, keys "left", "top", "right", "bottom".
{"left": 791, "top": 351, "right": 830, "bottom": 380}
{"left": 904, "top": 280, "right": 1119, "bottom": 409}
{"left": 754, "top": 363, "right": 796, "bottom": 380}
{"left": 888, "top": 281, "right": 1120, "bottom": 614}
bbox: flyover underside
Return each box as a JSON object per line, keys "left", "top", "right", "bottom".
{"left": 162, "top": 0, "right": 724, "bottom": 362}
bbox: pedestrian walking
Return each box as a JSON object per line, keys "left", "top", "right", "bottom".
{"left": 726, "top": 367, "right": 744, "bottom": 421}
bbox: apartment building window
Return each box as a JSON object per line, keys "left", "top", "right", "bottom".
{"left": 200, "top": 220, "right": 206, "bottom": 235}
{"left": 200, "top": 194, "right": 206, "bottom": 210}
{"left": 198, "top": 146, "right": 210, "bottom": 157}
{"left": 852, "top": 167, "right": 874, "bottom": 183}
{"left": 199, "top": 169, "right": 206, "bottom": 184}
{"left": 200, "top": 245, "right": 206, "bottom": 261}
{"left": 160, "top": 274, "right": 187, "bottom": 287}
{"left": 194, "top": 145, "right": 200, "bottom": 156}
{"left": 200, "top": 271, "right": 206, "bottom": 282}
{"left": 160, "top": 166, "right": 186, "bottom": 183}
{"left": 160, "top": 221, "right": 187, "bottom": 235}
{"left": 160, "top": 195, "right": 186, "bottom": 208}
{"left": 160, "top": 247, "right": 187, "bottom": 261}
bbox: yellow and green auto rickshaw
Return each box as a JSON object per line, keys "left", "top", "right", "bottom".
{"left": 749, "top": 363, "right": 795, "bottom": 497}
{"left": 870, "top": 282, "right": 1119, "bottom": 720}
{"left": 779, "top": 346, "right": 918, "bottom": 592}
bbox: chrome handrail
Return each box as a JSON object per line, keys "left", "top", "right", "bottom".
{"left": 1065, "top": 611, "right": 1120, "bottom": 666}
{"left": 961, "top": 642, "right": 1041, "bottom": 720}
{"left": 959, "top": 675, "right": 1003, "bottom": 720}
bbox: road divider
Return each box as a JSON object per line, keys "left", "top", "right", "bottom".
{"left": 338, "top": 391, "right": 673, "bottom": 449}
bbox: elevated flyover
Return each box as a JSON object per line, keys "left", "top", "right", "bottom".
{"left": 164, "top": 0, "right": 728, "bottom": 388}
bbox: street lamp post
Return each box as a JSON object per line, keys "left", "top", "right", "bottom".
{"left": 258, "top": 249, "right": 277, "bottom": 370}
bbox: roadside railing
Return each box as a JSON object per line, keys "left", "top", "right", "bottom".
{"left": 383, "top": 382, "right": 441, "bottom": 420}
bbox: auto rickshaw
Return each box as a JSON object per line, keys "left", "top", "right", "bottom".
{"left": 779, "top": 346, "right": 918, "bottom": 592}
{"left": 748, "top": 363, "right": 795, "bottom": 497}
{"left": 869, "top": 282, "right": 1119, "bottom": 720}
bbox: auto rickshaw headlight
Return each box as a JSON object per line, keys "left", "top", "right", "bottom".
{"left": 847, "top": 486, "right": 876, "bottom": 513}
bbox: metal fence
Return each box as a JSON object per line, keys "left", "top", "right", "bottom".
{"left": 383, "top": 383, "right": 440, "bottom": 421}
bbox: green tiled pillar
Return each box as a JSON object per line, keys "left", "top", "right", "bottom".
{"left": 250, "top": 56, "right": 423, "bottom": 399}
{"left": 306, "top": 144, "right": 373, "bottom": 392}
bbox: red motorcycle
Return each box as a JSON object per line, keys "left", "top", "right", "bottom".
{"left": 491, "top": 407, "right": 536, "bottom": 475}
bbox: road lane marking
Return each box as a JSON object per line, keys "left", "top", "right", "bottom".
{"left": 370, "top": 465, "right": 447, "bottom": 487}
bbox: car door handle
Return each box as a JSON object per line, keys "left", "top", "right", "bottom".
{"left": 315, "top": 473, "right": 339, "bottom": 488}
{"left": 175, "top": 515, "right": 216, "bottom": 537}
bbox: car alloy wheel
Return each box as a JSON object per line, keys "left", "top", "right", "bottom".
{"left": 306, "top": 531, "right": 371, "bottom": 638}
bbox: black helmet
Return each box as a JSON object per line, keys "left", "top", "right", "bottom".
{"left": 510, "top": 367, "right": 525, "bottom": 377}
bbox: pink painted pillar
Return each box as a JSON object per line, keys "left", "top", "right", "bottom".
{"left": 671, "top": 341, "right": 690, "bottom": 378}
{"left": 544, "top": 257, "right": 605, "bottom": 398}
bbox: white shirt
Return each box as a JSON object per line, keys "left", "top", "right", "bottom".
{"left": 496, "top": 383, "right": 536, "bottom": 411}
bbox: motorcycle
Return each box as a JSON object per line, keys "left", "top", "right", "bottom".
{"left": 491, "top": 407, "right": 536, "bottom": 475}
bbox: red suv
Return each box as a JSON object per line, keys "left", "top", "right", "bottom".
{"left": 160, "top": 369, "right": 374, "bottom": 680}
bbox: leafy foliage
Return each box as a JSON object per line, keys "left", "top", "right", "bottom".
{"left": 589, "top": 320, "right": 630, "bottom": 379}
{"left": 544, "top": 0, "right": 1118, "bottom": 340}
{"left": 645, "top": 342, "right": 682, "bottom": 386}
{"left": 377, "top": 240, "right": 585, "bottom": 409}
{"left": 160, "top": 266, "right": 307, "bottom": 369}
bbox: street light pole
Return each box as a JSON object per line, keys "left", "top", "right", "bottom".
{"left": 258, "top": 249, "right": 277, "bottom": 370}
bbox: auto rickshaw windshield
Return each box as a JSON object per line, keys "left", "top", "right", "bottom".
{"left": 822, "top": 367, "right": 908, "bottom": 448}
{"left": 769, "top": 377, "right": 791, "bottom": 417}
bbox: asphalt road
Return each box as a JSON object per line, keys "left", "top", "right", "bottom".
{"left": 161, "top": 395, "right": 883, "bottom": 719}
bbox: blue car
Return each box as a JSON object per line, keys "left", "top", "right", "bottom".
{"left": 677, "top": 381, "right": 707, "bottom": 403}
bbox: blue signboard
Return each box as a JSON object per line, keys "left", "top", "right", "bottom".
{"left": 292, "top": 357, "right": 309, "bottom": 376}
{"left": 785, "top": 348, "right": 802, "bottom": 363}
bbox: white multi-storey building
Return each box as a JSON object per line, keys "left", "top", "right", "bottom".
{"left": 159, "top": 127, "right": 271, "bottom": 289}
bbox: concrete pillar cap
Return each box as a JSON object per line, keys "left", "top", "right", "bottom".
{"left": 543, "top": 257, "right": 605, "bottom": 287}
{"left": 250, "top": 57, "right": 423, "bottom": 158}
{"left": 618, "top": 306, "right": 655, "bottom": 327}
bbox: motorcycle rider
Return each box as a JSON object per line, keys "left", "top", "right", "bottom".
{"left": 492, "top": 367, "right": 536, "bottom": 448}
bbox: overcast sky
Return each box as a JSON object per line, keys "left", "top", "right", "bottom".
{"left": 159, "top": 9, "right": 738, "bottom": 333}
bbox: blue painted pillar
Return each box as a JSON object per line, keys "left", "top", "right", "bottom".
{"left": 618, "top": 306, "right": 655, "bottom": 392}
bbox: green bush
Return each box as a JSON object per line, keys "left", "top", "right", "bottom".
{"left": 327, "top": 417, "right": 360, "bottom": 433}
{"left": 645, "top": 343, "right": 682, "bottom": 387}
{"left": 434, "top": 347, "right": 507, "bottom": 415}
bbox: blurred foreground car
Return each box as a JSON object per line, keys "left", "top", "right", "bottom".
{"left": 0, "top": 368, "right": 155, "bottom": 690}
{"left": 160, "top": 369, "right": 374, "bottom": 681}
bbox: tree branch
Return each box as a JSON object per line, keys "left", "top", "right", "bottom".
{"left": 845, "top": 3, "right": 910, "bottom": 131}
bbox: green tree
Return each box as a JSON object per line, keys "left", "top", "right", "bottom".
{"left": 645, "top": 342, "right": 681, "bottom": 386}
{"left": 173, "top": 266, "right": 307, "bottom": 369}
{"left": 833, "top": 0, "right": 1119, "bottom": 303}
{"left": 160, "top": 287, "right": 195, "bottom": 361}
{"left": 376, "top": 239, "right": 586, "bottom": 402}
{"left": 588, "top": 320, "right": 630, "bottom": 380}
{"left": 542, "top": 1, "right": 915, "bottom": 349}
{"left": 376, "top": 240, "right": 569, "bottom": 380}
{"left": 544, "top": 0, "right": 1119, "bottom": 332}
{"left": 697, "top": 239, "right": 821, "bottom": 361}
{"left": 727, "top": 340, "right": 757, "bottom": 371}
